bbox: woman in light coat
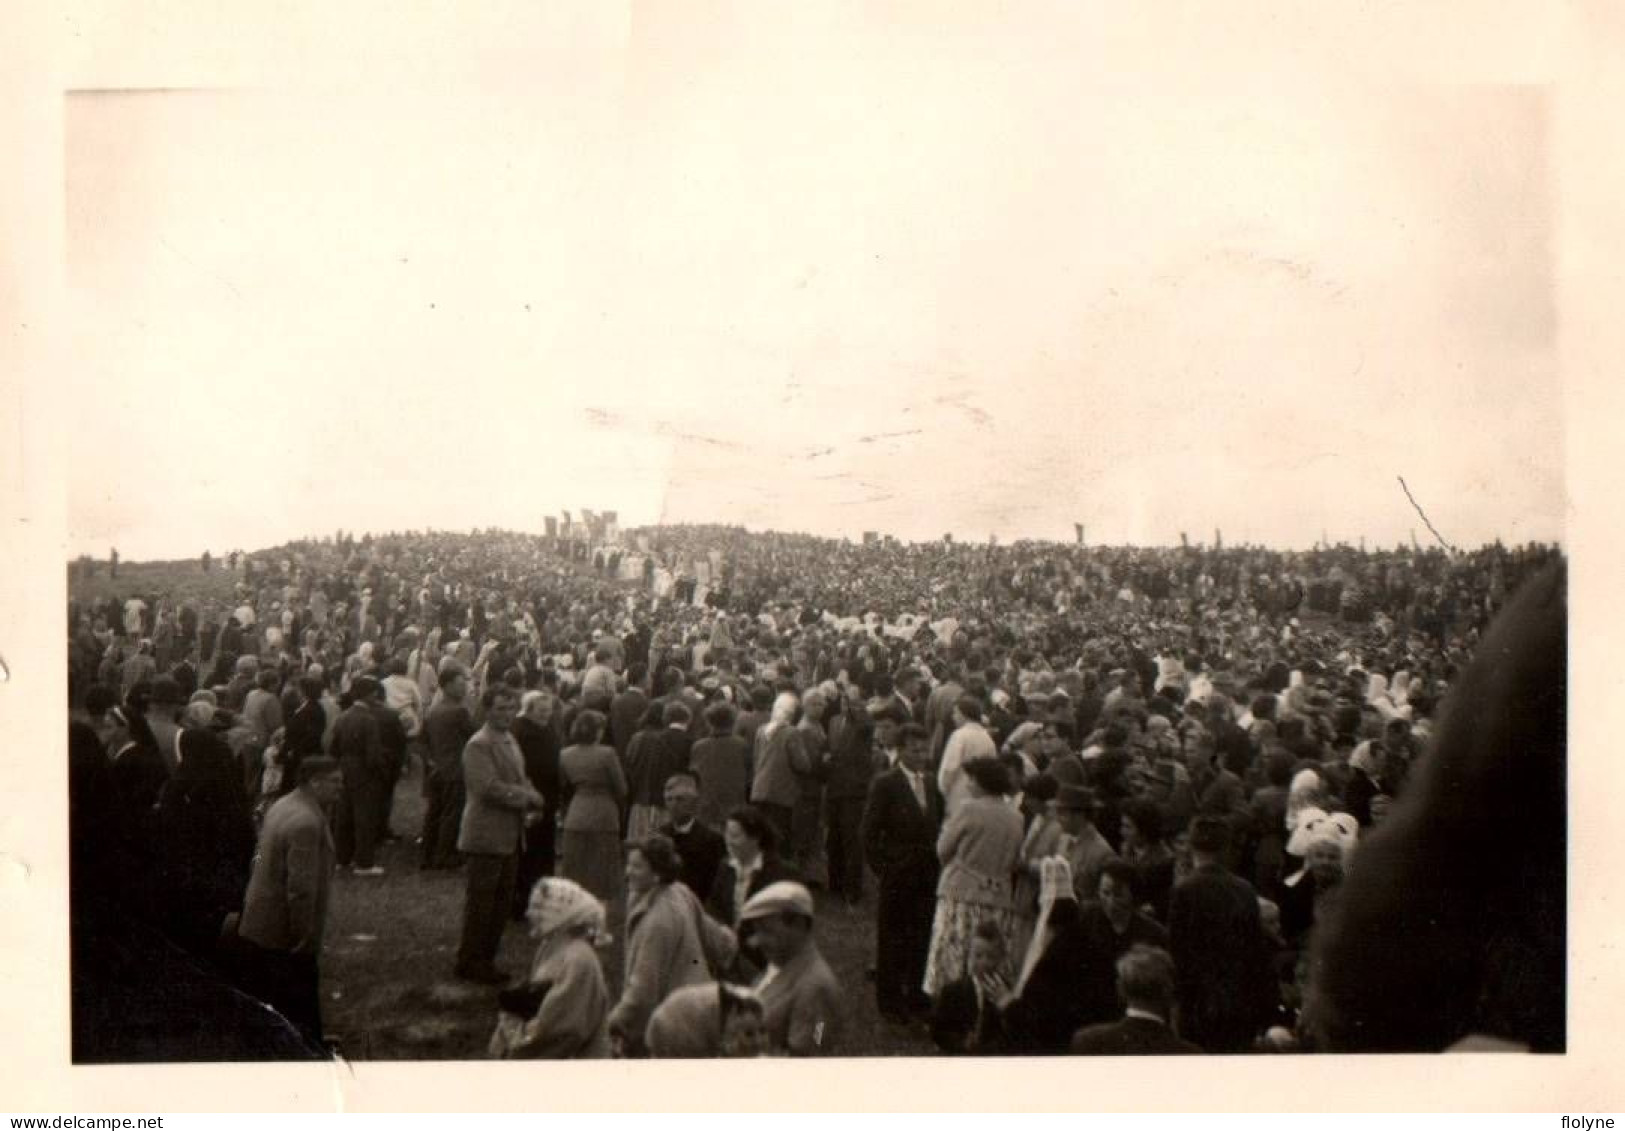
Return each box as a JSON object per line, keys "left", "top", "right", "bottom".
{"left": 609, "top": 834, "right": 737, "bottom": 1056}
{"left": 489, "top": 877, "right": 611, "bottom": 1059}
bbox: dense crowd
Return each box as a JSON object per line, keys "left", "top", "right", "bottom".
{"left": 66, "top": 525, "right": 1565, "bottom": 1060}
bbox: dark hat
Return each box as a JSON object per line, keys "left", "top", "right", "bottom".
{"left": 149, "top": 675, "right": 185, "bottom": 706}
{"left": 1055, "top": 784, "right": 1101, "bottom": 813}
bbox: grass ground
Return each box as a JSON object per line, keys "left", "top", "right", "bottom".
{"left": 322, "top": 770, "right": 935, "bottom": 1059}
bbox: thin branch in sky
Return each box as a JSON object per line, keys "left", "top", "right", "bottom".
{"left": 1398, "top": 475, "right": 1456, "bottom": 553}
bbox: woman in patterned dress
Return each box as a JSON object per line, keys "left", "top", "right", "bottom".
{"left": 923, "top": 756, "right": 1025, "bottom": 999}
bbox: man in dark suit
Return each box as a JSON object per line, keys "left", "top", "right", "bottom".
{"left": 422, "top": 665, "right": 476, "bottom": 870}
{"left": 1071, "top": 944, "right": 1202, "bottom": 1055}
{"left": 657, "top": 770, "right": 726, "bottom": 899}
{"left": 1168, "top": 816, "right": 1274, "bottom": 1052}
{"left": 735, "top": 685, "right": 774, "bottom": 752}
{"left": 509, "top": 689, "right": 562, "bottom": 917}
{"left": 106, "top": 703, "right": 169, "bottom": 865}
{"left": 888, "top": 668, "right": 927, "bottom": 727}
{"left": 823, "top": 687, "right": 876, "bottom": 904}
{"left": 281, "top": 675, "right": 328, "bottom": 794}
{"left": 861, "top": 722, "right": 942, "bottom": 1020}
{"left": 331, "top": 677, "right": 389, "bottom": 875}
{"left": 609, "top": 664, "right": 650, "bottom": 758}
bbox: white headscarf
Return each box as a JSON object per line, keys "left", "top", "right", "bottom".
{"left": 1286, "top": 770, "right": 1325, "bottom": 833}
{"left": 1286, "top": 808, "right": 1359, "bottom": 859}
{"left": 1016, "top": 855, "right": 1076, "bottom": 995}
{"left": 1389, "top": 671, "right": 1412, "bottom": 705}
{"left": 1284, "top": 810, "right": 1360, "bottom": 886}
{"left": 525, "top": 877, "right": 606, "bottom": 942}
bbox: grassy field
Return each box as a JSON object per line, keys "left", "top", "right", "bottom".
{"left": 321, "top": 771, "right": 935, "bottom": 1059}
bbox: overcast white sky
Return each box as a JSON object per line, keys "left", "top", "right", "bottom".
{"left": 64, "top": 6, "right": 1563, "bottom": 559}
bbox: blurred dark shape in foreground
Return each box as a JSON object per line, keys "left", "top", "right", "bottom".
{"left": 1309, "top": 560, "right": 1565, "bottom": 1052}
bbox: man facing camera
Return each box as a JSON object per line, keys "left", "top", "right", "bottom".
{"left": 658, "top": 770, "right": 726, "bottom": 899}
{"left": 237, "top": 756, "right": 344, "bottom": 1051}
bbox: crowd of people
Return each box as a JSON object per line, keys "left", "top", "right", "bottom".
{"left": 66, "top": 525, "right": 1565, "bottom": 1060}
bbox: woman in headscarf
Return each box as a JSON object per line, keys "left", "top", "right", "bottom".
{"left": 1365, "top": 672, "right": 1400, "bottom": 721}
{"left": 609, "top": 835, "right": 738, "bottom": 1057}
{"left": 923, "top": 757, "right": 1025, "bottom": 1000}
{"left": 489, "top": 877, "right": 611, "bottom": 1059}
{"left": 998, "top": 856, "right": 1111, "bottom": 1054}
{"left": 1280, "top": 809, "right": 1357, "bottom": 949}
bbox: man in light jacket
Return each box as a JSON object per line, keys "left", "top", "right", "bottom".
{"left": 749, "top": 692, "right": 811, "bottom": 861}
{"left": 741, "top": 881, "right": 843, "bottom": 1056}
{"left": 237, "top": 756, "right": 343, "bottom": 1050}
{"left": 455, "top": 684, "right": 544, "bottom": 983}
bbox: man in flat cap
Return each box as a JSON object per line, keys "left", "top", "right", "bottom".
{"left": 740, "top": 881, "right": 843, "bottom": 1056}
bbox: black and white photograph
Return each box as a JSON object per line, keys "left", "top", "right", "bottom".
{"left": 11, "top": 0, "right": 1616, "bottom": 1114}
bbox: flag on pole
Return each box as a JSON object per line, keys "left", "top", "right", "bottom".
{"left": 1074, "top": 523, "right": 1084, "bottom": 545}
{"left": 545, "top": 516, "right": 558, "bottom": 538}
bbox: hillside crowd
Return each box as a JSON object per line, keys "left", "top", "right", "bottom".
{"left": 66, "top": 526, "right": 1565, "bottom": 1060}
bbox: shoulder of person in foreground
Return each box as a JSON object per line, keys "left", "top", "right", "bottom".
{"left": 784, "top": 947, "right": 845, "bottom": 1056}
